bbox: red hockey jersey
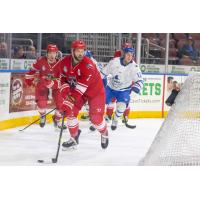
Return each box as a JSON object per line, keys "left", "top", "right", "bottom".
{"left": 59, "top": 55, "right": 104, "bottom": 103}
{"left": 25, "top": 56, "right": 61, "bottom": 89}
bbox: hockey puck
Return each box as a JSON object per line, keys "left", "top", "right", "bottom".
{"left": 37, "top": 159, "right": 44, "bottom": 163}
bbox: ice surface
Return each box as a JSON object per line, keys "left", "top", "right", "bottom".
{"left": 0, "top": 119, "right": 163, "bottom": 166}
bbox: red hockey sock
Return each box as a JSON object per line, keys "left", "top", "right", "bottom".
{"left": 124, "top": 107, "right": 130, "bottom": 118}
{"left": 106, "top": 106, "right": 114, "bottom": 118}
{"left": 95, "top": 119, "right": 107, "bottom": 135}
{"left": 67, "top": 117, "right": 79, "bottom": 138}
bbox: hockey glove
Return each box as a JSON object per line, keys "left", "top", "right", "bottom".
{"left": 40, "top": 76, "right": 60, "bottom": 90}
{"left": 61, "top": 95, "right": 76, "bottom": 115}
{"left": 60, "top": 83, "right": 70, "bottom": 99}
{"left": 132, "top": 86, "right": 141, "bottom": 94}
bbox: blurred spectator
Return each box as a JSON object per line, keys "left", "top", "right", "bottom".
{"left": 26, "top": 45, "right": 36, "bottom": 59}
{"left": 167, "top": 76, "right": 174, "bottom": 92}
{"left": 42, "top": 33, "right": 66, "bottom": 53}
{"left": 0, "top": 42, "right": 8, "bottom": 58}
{"left": 165, "top": 81, "right": 181, "bottom": 107}
{"left": 178, "top": 36, "right": 199, "bottom": 61}
{"left": 172, "top": 81, "right": 180, "bottom": 90}
{"left": 165, "top": 76, "right": 174, "bottom": 100}
{"left": 13, "top": 46, "right": 26, "bottom": 59}
{"left": 179, "top": 56, "right": 193, "bottom": 65}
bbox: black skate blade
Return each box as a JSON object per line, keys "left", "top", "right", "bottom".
{"left": 37, "top": 159, "right": 56, "bottom": 164}
{"left": 125, "top": 124, "right": 136, "bottom": 129}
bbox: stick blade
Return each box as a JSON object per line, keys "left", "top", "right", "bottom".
{"left": 52, "top": 158, "right": 57, "bottom": 163}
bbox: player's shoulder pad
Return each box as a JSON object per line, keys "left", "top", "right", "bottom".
{"left": 59, "top": 55, "right": 70, "bottom": 66}
{"left": 33, "top": 56, "right": 45, "bottom": 65}
{"left": 131, "top": 60, "right": 138, "bottom": 67}
{"left": 82, "top": 56, "right": 95, "bottom": 70}
{"left": 108, "top": 57, "right": 119, "bottom": 65}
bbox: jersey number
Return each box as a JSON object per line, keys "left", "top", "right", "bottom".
{"left": 86, "top": 75, "right": 92, "bottom": 81}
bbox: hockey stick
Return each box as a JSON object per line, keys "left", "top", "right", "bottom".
{"left": 37, "top": 112, "right": 65, "bottom": 164}
{"left": 19, "top": 108, "right": 56, "bottom": 132}
{"left": 123, "top": 114, "right": 136, "bottom": 129}
{"left": 51, "top": 111, "right": 65, "bottom": 163}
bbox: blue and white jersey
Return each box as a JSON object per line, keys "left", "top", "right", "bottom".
{"left": 101, "top": 57, "right": 144, "bottom": 92}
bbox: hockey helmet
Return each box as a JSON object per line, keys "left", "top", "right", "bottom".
{"left": 122, "top": 42, "right": 135, "bottom": 54}
{"left": 113, "top": 50, "right": 121, "bottom": 58}
{"left": 85, "top": 50, "right": 93, "bottom": 58}
{"left": 46, "top": 44, "right": 58, "bottom": 52}
{"left": 71, "top": 40, "right": 86, "bottom": 49}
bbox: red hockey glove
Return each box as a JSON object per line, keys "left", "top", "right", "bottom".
{"left": 59, "top": 83, "right": 70, "bottom": 99}
{"left": 61, "top": 95, "right": 75, "bottom": 116}
{"left": 39, "top": 76, "right": 60, "bottom": 89}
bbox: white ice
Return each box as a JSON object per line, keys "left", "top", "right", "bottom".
{"left": 0, "top": 119, "right": 164, "bottom": 166}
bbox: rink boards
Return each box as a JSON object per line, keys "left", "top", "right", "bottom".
{"left": 0, "top": 71, "right": 188, "bottom": 130}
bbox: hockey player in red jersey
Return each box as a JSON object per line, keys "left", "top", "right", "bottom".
{"left": 113, "top": 50, "right": 122, "bottom": 58}
{"left": 25, "top": 44, "right": 64, "bottom": 128}
{"left": 58, "top": 40, "right": 109, "bottom": 149}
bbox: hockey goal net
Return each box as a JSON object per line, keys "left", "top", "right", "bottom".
{"left": 140, "top": 72, "right": 200, "bottom": 166}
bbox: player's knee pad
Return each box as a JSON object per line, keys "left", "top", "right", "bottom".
{"left": 115, "top": 102, "right": 126, "bottom": 117}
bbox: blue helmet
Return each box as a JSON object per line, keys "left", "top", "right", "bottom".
{"left": 123, "top": 47, "right": 135, "bottom": 54}
{"left": 122, "top": 42, "right": 135, "bottom": 54}
{"left": 85, "top": 50, "right": 93, "bottom": 58}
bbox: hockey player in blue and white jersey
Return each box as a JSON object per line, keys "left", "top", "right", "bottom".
{"left": 101, "top": 43, "right": 144, "bottom": 130}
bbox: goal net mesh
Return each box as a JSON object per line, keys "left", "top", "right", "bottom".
{"left": 139, "top": 73, "right": 200, "bottom": 166}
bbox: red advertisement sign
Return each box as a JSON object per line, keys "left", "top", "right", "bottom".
{"left": 9, "top": 73, "right": 55, "bottom": 112}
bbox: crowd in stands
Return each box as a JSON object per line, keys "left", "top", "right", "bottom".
{"left": 0, "top": 42, "right": 37, "bottom": 59}
{"left": 140, "top": 33, "right": 200, "bottom": 65}
{"left": 1, "top": 33, "right": 200, "bottom": 66}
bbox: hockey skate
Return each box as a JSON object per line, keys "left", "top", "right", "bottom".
{"left": 104, "top": 115, "right": 111, "bottom": 123}
{"left": 111, "top": 117, "right": 118, "bottom": 130}
{"left": 39, "top": 115, "right": 46, "bottom": 128}
{"left": 101, "top": 131, "right": 109, "bottom": 149}
{"left": 62, "top": 129, "right": 81, "bottom": 150}
{"left": 89, "top": 125, "right": 96, "bottom": 131}
{"left": 89, "top": 121, "right": 96, "bottom": 131}
{"left": 80, "top": 113, "right": 89, "bottom": 121}
{"left": 52, "top": 116, "right": 67, "bottom": 130}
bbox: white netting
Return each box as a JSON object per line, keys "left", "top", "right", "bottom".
{"left": 140, "top": 73, "right": 200, "bottom": 166}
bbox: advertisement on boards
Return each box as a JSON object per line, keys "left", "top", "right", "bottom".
{"left": 9, "top": 73, "right": 55, "bottom": 112}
